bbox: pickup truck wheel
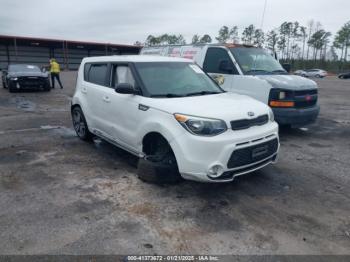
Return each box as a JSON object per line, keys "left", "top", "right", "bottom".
{"left": 138, "top": 138, "right": 182, "bottom": 184}
{"left": 72, "top": 107, "right": 92, "bottom": 141}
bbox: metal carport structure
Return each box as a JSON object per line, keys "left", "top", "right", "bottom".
{"left": 0, "top": 35, "right": 141, "bottom": 70}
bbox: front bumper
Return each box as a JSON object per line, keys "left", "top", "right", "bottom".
{"left": 273, "top": 105, "right": 320, "bottom": 127}
{"left": 170, "top": 122, "right": 279, "bottom": 183}
{"left": 9, "top": 78, "right": 50, "bottom": 90}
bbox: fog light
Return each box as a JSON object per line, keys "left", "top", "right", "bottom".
{"left": 16, "top": 83, "right": 20, "bottom": 89}
{"left": 207, "top": 164, "right": 224, "bottom": 178}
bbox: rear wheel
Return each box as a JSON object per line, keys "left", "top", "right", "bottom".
{"left": 71, "top": 106, "right": 92, "bottom": 141}
{"left": 138, "top": 135, "right": 182, "bottom": 184}
{"left": 315, "top": 74, "right": 321, "bottom": 78}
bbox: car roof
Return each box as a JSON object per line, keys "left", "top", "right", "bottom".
{"left": 82, "top": 55, "right": 192, "bottom": 63}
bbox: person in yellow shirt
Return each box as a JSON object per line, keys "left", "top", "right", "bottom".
{"left": 49, "top": 58, "right": 63, "bottom": 89}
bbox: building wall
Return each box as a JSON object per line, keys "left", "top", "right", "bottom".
{"left": 0, "top": 41, "right": 140, "bottom": 70}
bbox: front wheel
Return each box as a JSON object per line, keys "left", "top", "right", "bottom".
{"left": 71, "top": 106, "right": 92, "bottom": 141}
{"left": 137, "top": 138, "right": 182, "bottom": 184}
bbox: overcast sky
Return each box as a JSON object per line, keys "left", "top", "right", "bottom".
{"left": 0, "top": 0, "right": 348, "bottom": 45}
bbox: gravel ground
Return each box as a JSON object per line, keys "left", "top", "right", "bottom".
{"left": 0, "top": 72, "right": 349, "bottom": 255}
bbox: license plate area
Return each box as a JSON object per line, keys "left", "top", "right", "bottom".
{"left": 252, "top": 145, "right": 269, "bottom": 159}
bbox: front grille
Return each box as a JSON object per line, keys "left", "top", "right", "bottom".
{"left": 230, "top": 114, "right": 268, "bottom": 130}
{"left": 294, "top": 89, "right": 318, "bottom": 108}
{"left": 227, "top": 138, "right": 278, "bottom": 168}
{"left": 18, "top": 77, "right": 46, "bottom": 86}
{"left": 294, "top": 89, "right": 317, "bottom": 96}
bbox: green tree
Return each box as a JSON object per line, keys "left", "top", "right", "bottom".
{"left": 266, "top": 30, "right": 279, "bottom": 52}
{"left": 145, "top": 35, "right": 160, "bottom": 46}
{"left": 253, "top": 29, "right": 265, "bottom": 47}
{"left": 229, "top": 26, "right": 239, "bottom": 43}
{"left": 199, "top": 34, "right": 212, "bottom": 44}
{"left": 216, "top": 26, "right": 230, "bottom": 43}
{"left": 333, "top": 21, "right": 350, "bottom": 61}
{"left": 300, "top": 26, "right": 307, "bottom": 59}
{"left": 200, "top": 34, "right": 212, "bottom": 43}
{"left": 308, "top": 30, "right": 331, "bottom": 60}
{"left": 192, "top": 34, "right": 200, "bottom": 44}
{"left": 242, "top": 24, "right": 255, "bottom": 44}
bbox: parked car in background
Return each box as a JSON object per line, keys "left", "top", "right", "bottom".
{"left": 141, "top": 44, "right": 320, "bottom": 128}
{"left": 338, "top": 72, "right": 350, "bottom": 79}
{"left": 304, "top": 69, "right": 327, "bottom": 78}
{"left": 1, "top": 64, "right": 50, "bottom": 92}
{"left": 71, "top": 55, "right": 279, "bottom": 183}
{"left": 294, "top": 70, "right": 307, "bottom": 77}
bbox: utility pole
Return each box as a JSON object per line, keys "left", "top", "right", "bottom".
{"left": 260, "top": 0, "right": 268, "bottom": 30}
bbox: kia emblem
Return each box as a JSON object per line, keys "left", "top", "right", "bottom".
{"left": 248, "top": 111, "right": 255, "bottom": 117}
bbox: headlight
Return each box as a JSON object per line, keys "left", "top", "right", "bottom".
{"left": 174, "top": 113, "right": 227, "bottom": 136}
{"left": 10, "top": 77, "right": 18, "bottom": 81}
{"left": 268, "top": 108, "right": 275, "bottom": 122}
{"left": 279, "top": 91, "right": 286, "bottom": 100}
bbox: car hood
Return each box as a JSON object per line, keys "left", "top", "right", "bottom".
{"left": 144, "top": 92, "right": 270, "bottom": 122}
{"left": 8, "top": 72, "right": 48, "bottom": 78}
{"left": 256, "top": 74, "right": 317, "bottom": 90}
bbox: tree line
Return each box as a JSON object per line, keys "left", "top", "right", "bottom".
{"left": 138, "top": 20, "right": 350, "bottom": 63}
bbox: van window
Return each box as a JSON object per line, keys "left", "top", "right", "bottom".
{"left": 203, "top": 48, "right": 239, "bottom": 75}
{"left": 86, "top": 63, "right": 108, "bottom": 86}
{"left": 111, "top": 65, "right": 135, "bottom": 88}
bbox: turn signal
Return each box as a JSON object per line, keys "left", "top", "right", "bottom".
{"left": 174, "top": 114, "right": 188, "bottom": 122}
{"left": 269, "top": 101, "right": 295, "bottom": 107}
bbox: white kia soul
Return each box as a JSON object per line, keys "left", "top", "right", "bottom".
{"left": 71, "top": 55, "right": 279, "bottom": 183}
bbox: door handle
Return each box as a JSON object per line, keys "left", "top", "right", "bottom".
{"left": 103, "top": 96, "right": 111, "bottom": 103}
{"left": 81, "top": 87, "right": 88, "bottom": 94}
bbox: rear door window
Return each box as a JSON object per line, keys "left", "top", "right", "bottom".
{"left": 85, "top": 63, "right": 108, "bottom": 86}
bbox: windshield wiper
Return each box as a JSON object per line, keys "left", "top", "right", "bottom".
{"left": 245, "top": 69, "right": 271, "bottom": 75}
{"left": 271, "top": 69, "right": 288, "bottom": 74}
{"left": 185, "top": 91, "right": 221, "bottom": 97}
{"left": 150, "top": 93, "right": 184, "bottom": 98}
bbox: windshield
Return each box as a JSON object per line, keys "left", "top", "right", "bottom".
{"left": 9, "top": 64, "right": 41, "bottom": 73}
{"left": 134, "top": 62, "right": 223, "bottom": 97}
{"left": 230, "top": 47, "right": 286, "bottom": 75}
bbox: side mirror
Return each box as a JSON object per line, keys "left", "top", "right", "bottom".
{"left": 282, "top": 63, "right": 291, "bottom": 73}
{"left": 115, "top": 83, "right": 136, "bottom": 94}
{"left": 219, "top": 60, "right": 234, "bottom": 73}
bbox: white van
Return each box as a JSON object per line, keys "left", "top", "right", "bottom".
{"left": 71, "top": 55, "right": 279, "bottom": 183}
{"left": 141, "top": 44, "right": 320, "bottom": 128}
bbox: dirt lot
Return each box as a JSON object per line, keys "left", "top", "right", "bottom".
{"left": 0, "top": 72, "right": 349, "bottom": 255}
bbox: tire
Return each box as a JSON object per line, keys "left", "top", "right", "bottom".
{"left": 9, "top": 85, "right": 16, "bottom": 93}
{"left": 44, "top": 85, "right": 51, "bottom": 92}
{"left": 71, "top": 106, "right": 93, "bottom": 141}
{"left": 137, "top": 137, "right": 182, "bottom": 184}
{"left": 315, "top": 74, "right": 320, "bottom": 78}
